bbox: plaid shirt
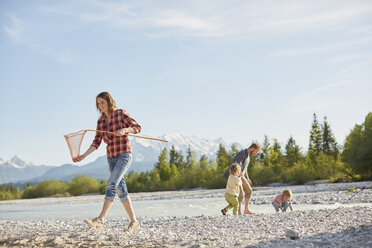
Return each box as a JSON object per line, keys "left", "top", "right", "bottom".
{"left": 91, "top": 109, "right": 141, "bottom": 158}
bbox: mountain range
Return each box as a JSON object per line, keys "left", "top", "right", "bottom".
{"left": 0, "top": 133, "right": 244, "bottom": 185}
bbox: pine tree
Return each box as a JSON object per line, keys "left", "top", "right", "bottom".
{"left": 156, "top": 148, "right": 173, "bottom": 182}
{"left": 199, "top": 155, "right": 208, "bottom": 170}
{"left": 260, "top": 135, "right": 279, "bottom": 167}
{"left": 272, "top": 138, "right": 284, "bottom": 165}
{"left": 169, "top": 145, "right": 184, "bottom": 168}
{"left": 308, "top": 113, "right": 323, "bottom": 161}
{"left": 186, "top": 145, "right": 197, "bottom": 168}
{"left": 229, "top": 144, "right": 240, "bottom": 159}
{"left": 169, "top": 145, "right": 178, "bottom": 166}
{"left": 216, "top": 144, "right": 231, "bottom": 171}
{"left": 321, "top": 116, "right": 339, "bottom": 157}
{"left": 342, "top": 112, "right": 372, "bottom": 179}
{"left": 156, "top": 148, "right": 169, "bottom": 170}
{"left": 258, "top": 135, "right": 270, "bottom": 163}
{"left": 285, "top": 136, "right": 302, "bottom": 167}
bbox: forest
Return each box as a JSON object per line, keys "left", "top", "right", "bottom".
{"left": 1, "top": 112, "right": 371, "bottom": 200}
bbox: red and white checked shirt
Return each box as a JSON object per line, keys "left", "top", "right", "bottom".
{"left": 91, "top": 109, "right": 141, "bottom": 158}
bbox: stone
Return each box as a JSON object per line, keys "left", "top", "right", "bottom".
{"left": 285, "top": 228, "right": 300, "bottom": 240}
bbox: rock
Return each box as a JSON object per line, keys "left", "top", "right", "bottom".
{"left": 285, "top": 228, "right": 300, "bottom": 240}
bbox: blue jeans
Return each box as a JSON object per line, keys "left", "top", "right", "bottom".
{"left": 106, "top": 152, "right": 132, "bottom": 202}
{"left": 273, "top": 201, "right": 290, "bottom": 212}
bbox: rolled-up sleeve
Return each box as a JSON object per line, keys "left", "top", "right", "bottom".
{"left": 91, "top": 126, "right": 102, "bottom": 149}
{"left": 120, "top": 110, "right": 141, "bottom": 134}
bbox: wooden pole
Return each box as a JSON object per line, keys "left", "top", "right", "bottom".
{"left": 86, "top": 129, "right": 168, "bottom": 142}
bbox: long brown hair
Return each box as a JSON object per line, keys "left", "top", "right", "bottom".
{"left": 96, "top": 92, "right": 117, "bottom": 116}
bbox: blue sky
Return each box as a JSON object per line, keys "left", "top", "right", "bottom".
{"left": 1, "top": 0, "right": 371, "bottom": 166}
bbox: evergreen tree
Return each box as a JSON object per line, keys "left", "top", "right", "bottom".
{"left": 285, "top": 136, "right": 302, "bottom": 167}
{"left": 272, "top": 138, "right": 284, "bottom": 166}
{"left": 258, "top": 135, "right": 270, "bottom": 163}
{"left": 169, "top": 145, "right": 178, "bottom": 166}
{"left": 186, "top": 145, "right": 197, "bottom": 168}
{"left": 159, "top": 162, "right": 172, "bottom": 181}
{"left": 156, "top": 148, "right": 173, "bottom": 181}
{"left": 216, "top": 144, "right": 231, "bottom": 171}
{"left": 342, "top": 112, "right": 372, "bottom": 179}
{"left": 229, "top": 144, "right": 240, "bottom": 160}
{"left": 169, "top": 145, "right": 184, "bottom": 168}
{"left": 176, "top": 151, "right": 184, "bottom": 168}
{"left": 321, "top": 116, "right": 339, "bottom": 157}
{"left": 170, "top": 164, "right": 179, "bottom": 178}
{"left": 260, "top": 135, "right": 279, "bottom": 167}
{"left": 308, "top": 113, "right": 323, "bottom": 161}
{"left": 156, "top": 148, "right": 169, "bottom": 170}
{"left": 199, "top": 155, "right": 208, "bottom": 170}
{"left": 149, "top": 169, "right": 161, "bottom": 191}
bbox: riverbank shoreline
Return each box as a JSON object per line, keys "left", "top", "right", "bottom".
{"left": 0, "top": 181, "right": 371, "bottom": 247}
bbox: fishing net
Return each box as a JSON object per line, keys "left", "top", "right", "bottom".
{"left": 64, "top": 130, "right": 87, "bottom": 159}
{"left": 64, "top": 129, "right": 167, "bottom": 161}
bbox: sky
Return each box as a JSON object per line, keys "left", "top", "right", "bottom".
{"left": 0, "top": 0, "right": 371, "bottom": 166}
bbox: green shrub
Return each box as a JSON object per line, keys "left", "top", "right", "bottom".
{"left": 98, "top": 179, "right": 107, "bottom": 194}
{"left": 22, "top": 185, "right": 37, "bottom": 199}
{"left": 0, "top": 185, "right": 21, "bottom": 200}
{"left": 22, "top": 180, "right": 67, "bottom": 199}
{"left": 250, "top": 163, "right": 277, "bottom": 185}
{"left": 68, "top": 174, "right": 99, "bottom": 196}
{"left": 284, "top": 162, "right": 313, "bottom": 184}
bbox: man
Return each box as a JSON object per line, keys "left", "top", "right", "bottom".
{"left": 222, "top": 143, "right": 261, "bottom": 215}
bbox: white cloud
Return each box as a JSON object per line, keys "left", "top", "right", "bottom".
{"left": 326, "top": 54, "right": 369, "bottom": 63}
{"left": 294, "top": 82, "right": 348, "bottom": 100}
{"left": 33, "top": 44, "right": 74, "bottom": 64}
{"left": 3, "top": 14, "right": 74, "bottom": 64}
{"left": 269, "top": 36, "right": 372, "bottom": 57}
{"left": 39, "top": 0, "right": 372, "bottom": 39}
{"left": 337, "top": 58, "right": 372, "bottom": 75}
{"left": 3, "top": 14, "right": 26, "bottom": 43}
{"left": 284, "top": 81, "right": 350, "bottom": 114}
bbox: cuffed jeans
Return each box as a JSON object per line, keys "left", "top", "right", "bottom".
{"left": 273, "top": 201, "right": 290, "bottom": 212}
{"left": 105, "top": 152, "right": 132, "bottom": 202}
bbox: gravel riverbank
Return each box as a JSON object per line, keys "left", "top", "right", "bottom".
{"left": 0, "top": 181, "right": 371, "bottom": 247}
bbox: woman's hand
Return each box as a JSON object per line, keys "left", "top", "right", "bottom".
{"left": 114, "top": 128, "right": 129, "bottom": 136}
{"left": 72, "top": 146, "right": 96, "bottom": 163}
{"left": 72, "top": 154, "right": 85, "bottom": 163}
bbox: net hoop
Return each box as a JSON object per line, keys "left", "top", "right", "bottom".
{"left": 64, "top": 130, "right": 87, "bottom": 159}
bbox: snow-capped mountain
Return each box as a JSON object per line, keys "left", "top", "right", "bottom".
{"left": 0, "top": 133, "right": 244, "bottom": 184}
{"left": 131, "top": 132, "right": 242, "bottom": 162}
{"left": 0, "top": 156, "right": 54, "bottom": 184}
{"left": 8, "top": 155, "right": 34, "bottom": 168}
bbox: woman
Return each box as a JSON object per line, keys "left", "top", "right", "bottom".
{"left": 73, "top": 92, "right": 141, "bottom": 232}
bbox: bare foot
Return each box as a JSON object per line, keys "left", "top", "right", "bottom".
{"left": 244, "top": 210, "right": 254, "bottom": 215}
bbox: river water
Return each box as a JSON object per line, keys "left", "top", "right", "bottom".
{"left": 1, "top": 197, "right": 371, "bottom": 221}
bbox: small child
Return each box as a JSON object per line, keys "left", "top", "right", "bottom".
{"left": 272, "top": 189, "right": 294, "bottom": 213}
{"left": 221, "top": 163, "right": 242, "bottom": 215}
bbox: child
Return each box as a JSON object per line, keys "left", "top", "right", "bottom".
{"left": 272, "top": 189, "right": 294, "bottom": 213}
{"left": 221, "top": 163, "right": 242, "bottom": 215}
